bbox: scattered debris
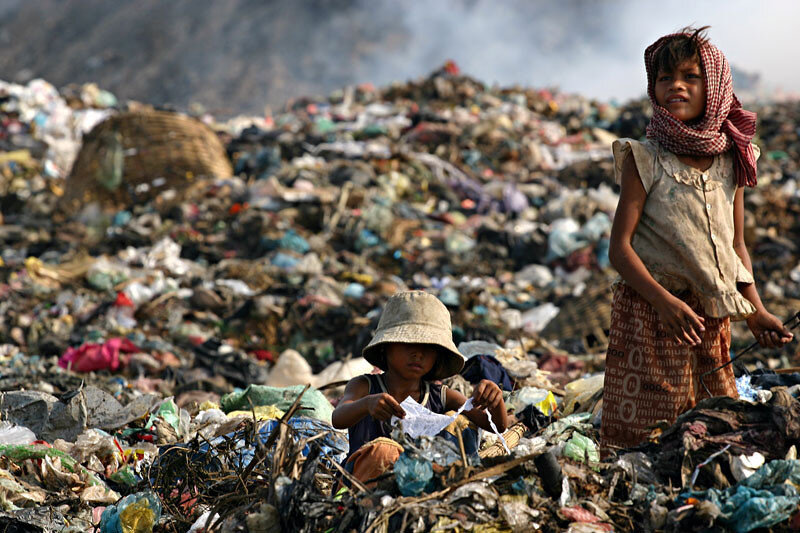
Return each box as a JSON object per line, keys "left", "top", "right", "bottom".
{"left": 0, "top": 64, "right": 798, "bottom": 531}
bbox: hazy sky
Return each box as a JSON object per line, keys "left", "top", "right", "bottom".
{"left": 0, "top": 0, "right": 795, "bottom": 111}
{"left": 367, "top": 0, "right": 800, "bottom": 102}
{"left": 607, "top": 0, "right": 800, "bottom": 100}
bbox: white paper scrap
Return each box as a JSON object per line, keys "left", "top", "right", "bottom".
{"left": 391, "top": 396, "right": 510, "bottom": 454}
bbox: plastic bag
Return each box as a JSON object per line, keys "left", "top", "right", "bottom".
{"left": 740, "top": 459, "right": 800, "bottom": 488}
{"left": 458, "top": 340, "right": 503, "bottom": 359}
{"left": 563, "top": 432, "right": 600, "bottom": 468}
{"left": 534, "top": 449, "right": 564, "bottom": 498}
{"left": 562, "top": 374, "right": 605, "bottom": 416}
{"left": 579, "top": 212, "right": 611, "bottom": 242}
{"left": 509, "top": 387, "right": 558, "bottom": 416}
{"left": 0, "top": 444, "right": 104, "bottom": 486}
{"left": 395, "top": 453, "right": 433, "bottom": 496}
{"left": 264, "top": 349, "right": 315, "bottom": 388}
{"left": 99, "top": 490, "right": 162, "bottom": 533}
{"left": 189, "top": 510, "right": 222, "bottom": 532}
{"left": 314, "top": 357, "right": 374, "bottom": 388}
{"left": 521, "top": 303, "right": 560, "bottom": 334}
{"left": 679, "top": 460, "right": 800, "bottom": 533}
{"left": 58, "top": 337, "right": 140, "bottom": 373}
{"left": 86, "top": 257, "right": 131, "bottom": 291}
{"left": 109, "top": 466, "right": 138, "bottom": 487}
{"left": 220, "top": 384, "right": 334, "bottom": 424}
{"left": 545, "top": 218, "right": 587, "bottom": 261}
{"left": 731, "top": 452, "right": 766, "bottom": 482}
{"left": 736, "top": 374, "right": 759, "bottom": 402}
{"left": 515, "top": 263, "right": 554, "bottom": 288}
{"left": 0, "top": 422, "right": 36, "bottom": 445}
{"left": 145, "top": 398, "right": 190, "bottom": 437}
{"left": 542, "top": 413, "right": 593, "bottom": 442}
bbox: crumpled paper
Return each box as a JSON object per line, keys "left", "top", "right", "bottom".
{"left": 391, "top": 397, "right": 510, "bottom": 454}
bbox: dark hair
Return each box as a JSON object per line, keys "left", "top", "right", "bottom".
{"left": 651, "top": 26, "right": 711, "bottom": 81}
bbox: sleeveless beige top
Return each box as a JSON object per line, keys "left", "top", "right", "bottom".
{"left": 611, "top": 138, "right": 759, "bottom": 321}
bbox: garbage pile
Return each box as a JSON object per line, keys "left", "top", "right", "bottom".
{"left": 0, "top": 65, "right": 798, "bottom": 532}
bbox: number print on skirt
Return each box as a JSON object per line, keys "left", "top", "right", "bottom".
{"left": 600, "top": 283, "right": 738, "bottom": 454}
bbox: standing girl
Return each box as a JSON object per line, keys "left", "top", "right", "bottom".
{"left": 601, "top": 26, "right": 793, "bottom": 453}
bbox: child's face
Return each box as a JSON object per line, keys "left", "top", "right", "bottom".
{"left": 385, "top": 343, "right": 437, "bottom": 380}
{"left": 654, "top": 59, "right": 706, "bottom": 123}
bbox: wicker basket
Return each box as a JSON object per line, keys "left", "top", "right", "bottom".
{"left": 540, "top": 281, "right": 613, "bottom": 353}
{"left": 61, "top": 110, "right": 232, "bottom": 212}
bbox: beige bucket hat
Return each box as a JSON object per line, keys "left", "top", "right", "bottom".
{"left": 362, "top": 290, "right": 465, "bottom": 380}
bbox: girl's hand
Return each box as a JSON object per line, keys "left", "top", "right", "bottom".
{"left": 471, "top": 380, "right": 504, "bottom": 411}
{"left": 652, "top": 294, "right": 705, "bottom": 346}
{"left": 746, "top": 309, "right": 794, "bottom": 348}
{"left": 365, "top": 393, "right": 405, "bottom": 421}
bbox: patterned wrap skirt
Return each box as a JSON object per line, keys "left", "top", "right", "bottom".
{"left": 600, "top": 283, "right": 739, "bottom": 453}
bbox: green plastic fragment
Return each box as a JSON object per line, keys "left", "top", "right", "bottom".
{"left": 0, "top": 444, "right": 104, "bottom": 486}
{"left": 109, "top": 466, "right": 137, "bottom": 487}
{"left": 220, "top": 384, "right": 333, "bottom": 424}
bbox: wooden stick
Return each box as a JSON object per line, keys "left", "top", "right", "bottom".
{"left": 239, "top": 384, "right": 309, "bottom": 488}
{"left": 456, "top": 424, "right": 468, "bottom": 468}
{"left": 317, "top": 379, "right": 350, "bottom": 391}
{"left": 326, "top": 181, "right": 352, "bottom": 235}
{"left": 327, "top": 454, "right": 369, "bottom": 494}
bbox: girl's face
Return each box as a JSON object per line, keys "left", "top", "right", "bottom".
{"left": 654, "top": 59, "right": 706, "bottom": 123}
{"left": 385, "top": 343, "right": 437, "bottom": 380}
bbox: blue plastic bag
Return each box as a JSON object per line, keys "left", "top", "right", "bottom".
{"left": 678, "top": 460, "right": 800, "bottom": 532}
{"left": 394, "top": 453, "right": 433, "bottom": 496}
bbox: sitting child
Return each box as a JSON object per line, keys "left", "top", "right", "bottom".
{"left": 332, "top": 290, "right": 508, "bottom": 485}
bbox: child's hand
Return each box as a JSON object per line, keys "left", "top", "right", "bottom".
{"left": 653, "top": 294, "right": 705, "bottom": 346}
{"left": 365, "top": 393, "right": 406, "bottom": 421}
{"left": 747, "top": 309, "right": 794, "bottom": 348}
{"left": 470, "top": 380, "right": 504, "bottom": 411}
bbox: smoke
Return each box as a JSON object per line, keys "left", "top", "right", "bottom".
{"left": 355, "top": 0, "right": 626, "bottom": 98}
{"left": 0, "top": 0, "right": 797, "bottom": 113}
{"left": 352, "top": 0, "right": 800, "bottom": 102}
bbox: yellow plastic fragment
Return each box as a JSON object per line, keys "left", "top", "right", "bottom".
{"left": 226, "top": 404, "right": 285, "bottom": 421}
{"left": 535, "top": 390, "right": 558, "bottom": 416}
{"left": 119, "top": 498, "right": 156, "bottom": 533}
{"left": 198, "top": 400, "right": 220, "bottom": 411}
{"left": 342, "top": 272, "right": 373, "bottom": 285}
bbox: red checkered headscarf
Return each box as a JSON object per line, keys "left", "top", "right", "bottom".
{"left": 644, "top": 33, "right": 757, "bottom": 187}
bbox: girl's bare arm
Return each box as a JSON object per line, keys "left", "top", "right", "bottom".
{"left": 732, "top": 186, "right": 793, "bottom": 347}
